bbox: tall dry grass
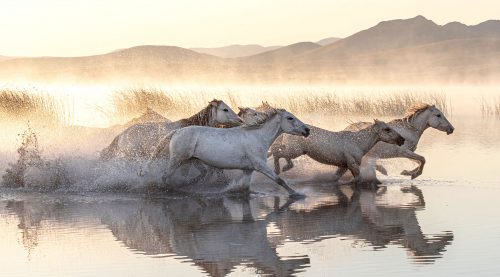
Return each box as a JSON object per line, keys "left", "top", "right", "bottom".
{"left": 98, "top": 88, "right": 199, "bottom": 123}
{"left": 101, "top": 88, "right": 450, "bottom": 123}
{"left": 0, "top": 89, "right": 73, "bottom": 126}
{"left": 272, "top": 92, "right": 449, "bottom": 117}
{"left": 480, "top": 97, "right": 500, "bottom": 117}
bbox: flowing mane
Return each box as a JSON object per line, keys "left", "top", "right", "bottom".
{"left": 255, "top": 101, "right": 273, "bottom": 112}
{"left": 179, "top": 100, "right": 220, "bottom": 127}
{"left": 402, "top": 103, "right": 433, "bottom": 121}
{"left": 242, "top": 106, "right": 282, "bottom": 129}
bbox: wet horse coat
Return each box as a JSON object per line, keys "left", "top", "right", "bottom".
{"left": 270, "top": 120, "right": 405, "bottom": 184}
{"left": 100, "top": 100, "right": 241, "bottom": 160}
{"left": 343, "top": 104, "right": 454, "bottom": 182}
{"left": 164, "top": 107, "right": 310, "bottom": 197}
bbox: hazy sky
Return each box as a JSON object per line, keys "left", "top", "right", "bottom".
{"left": 1, "top": 0, "right": 498, "bottom": 57}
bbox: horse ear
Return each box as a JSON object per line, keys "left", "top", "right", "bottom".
{"left": 209, "top": 99, "right": 219, "bottom": 107}
{"left": 238, "top": 107, "right": 247, "bottom": 112}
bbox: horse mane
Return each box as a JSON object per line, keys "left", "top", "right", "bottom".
{"left": 179, "top": 100, "right": 221, "bottom": 127}
{"left": 255, "top": 101, "right": 273, "bottom": 112}
{"left": 400, "top": 103, "right": 434, "bottom": 122}
{"left": 242, "top": 106, "right": 282, "bottom": 129}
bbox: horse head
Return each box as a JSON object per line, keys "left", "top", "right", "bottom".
{"left": 373, "top": 119, "right": 405, "bottom": 146}
{"left": 277, "top": 109, "right": 310, "bottom": 137}
{"left": 424, "top": 105, "right": 454, "bottom": 135}
{"left": 237, "top": 106, "right": 260, "bottom": 124}
{"left": 209, "top": 99, "right": 242, "bottom": 126}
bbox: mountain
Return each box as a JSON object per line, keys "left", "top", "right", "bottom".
{"left": 1, "top": 16, "right": 500, "bottom": 83}
{"left": 190, "top": 44, "right": 281, "bottom": 58}
{"left": 303, "top": 15, "right": 500, "bottom": 61}
{"left": 0, "top": 45, "right": 224, "bottom": 82}
{"left": 316, "top": 37, "right": 341, "bottom": 46}
{"left": 239, "top": 42, "right": 321, "bottom": 64}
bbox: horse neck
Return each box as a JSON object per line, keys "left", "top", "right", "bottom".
{"left": 407, "top": 110, "right": 431, "bottom": 137}
{"left": 353, "top": 126, "right": 383, "bottom": 153}
{"left": 248, "top": 115, "right": 283, "bottom": 150}
{"left": 179, "top": 105, "right": 214, "bottom": 127}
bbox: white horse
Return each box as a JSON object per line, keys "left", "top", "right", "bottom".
{"left": 163, "top": 106, "right": 310, "bottom": 197}
{"left": 343, "top": 104, "right": 454, "bottom": 182}
{"left": 100, "top": 99, "right": 242, "bottom": 160}
{"left": 270, "top": 119, "right": 405, "bottom": 184}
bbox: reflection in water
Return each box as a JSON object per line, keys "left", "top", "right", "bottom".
{"left": 1, "top": 185, "right": 453, "bottom": 276}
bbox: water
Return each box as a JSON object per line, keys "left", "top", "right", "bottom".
{"left": 1, "top": 89, "right": 500, "bottom": 276}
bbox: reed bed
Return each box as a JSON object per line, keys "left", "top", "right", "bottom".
{"left": 273, "top": 92, "right": 449, "bottom": 117}
{"left": 0, "top": 89, "right": 73, "bottom": 126}
{"left": 480, "top": 97, "right": 500, "bottom": 117}
{"left": 102, "top": 87, "right": 450, "bottom": 123}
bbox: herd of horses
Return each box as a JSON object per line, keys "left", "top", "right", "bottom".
{"left": 100, "top": 99, "right": 454, "bottom": 198}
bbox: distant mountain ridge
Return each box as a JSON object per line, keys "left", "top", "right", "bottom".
{"left": 315, "top": 37, "right": 341, "bottom": 46}
{"left": 190, "top": 44, "right": 281, "bottom": 58}
{"left": 1, "top": 16, "right": 500, "bottom": 83}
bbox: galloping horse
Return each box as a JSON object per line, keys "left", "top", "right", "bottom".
{"left": 269, "top": 120, "right": 405, "bottom": 184}
{"left": 343, "top": 104, "right": 454, "bottom": 182}
{"left": 163, "top": 106, "right": 310, "bottom": 197}
{"left": 100, "top": 99, "right": 242, "bottom": 160}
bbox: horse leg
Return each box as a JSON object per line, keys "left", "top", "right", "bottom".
{"left": 359, "top": 155, "right": 382, "bottom": 184}
{"left": 332, "top": 167, "right": 348, "bottom": 182}
{"left": 344, "top": 155, "right": 362, "bottom": 185}
{"left": 189, "top": 159, "right": 209, "bottom": 185}
{"left": 398, "top": 150, "right": 426, "bottom": 179}
{"left": 163, "top": 155, "right": 188, "bottom": 184}
{"left": 281, "top": 158, "right": 294, "bottom": 172}
{"left": 273, "top": 155, "right": 281, "bottom": 175}
{"left": 227, "top": 169, "right": 253, "bottom": 192}
{"left": 376, "top": 164, "right": 388, "bottom": 175}
{"left": 253, "top": 161, "right": 304, "bottom": 198}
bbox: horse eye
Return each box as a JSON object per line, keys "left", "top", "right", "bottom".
{"left": 223, "top": 108, "right": 229, "bottom": 112}
{"left": 254, "top": 113, "right": 258, "bottom": 116}
{"left": 287, "top": 117, "right": 294, "bottom": 120}
{"left": 384, "top": 127, "right": 391, "bottom": 132}
{"left": 436, "top": 114, "right": 441, "bottom": 118}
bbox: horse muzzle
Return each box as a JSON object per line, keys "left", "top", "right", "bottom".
{"left": 302, "top": 127, "right": 310, "bottom": 137}
{"left": 396, "top": 136, "right": 405, "bottom": 146}
{"left": 446, "top": 126, "right": 454, "bottom": 135}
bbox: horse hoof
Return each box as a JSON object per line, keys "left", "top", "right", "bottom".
{"left": 289, "top": 192, "right": 306, "bottom": 199}
{"left": 401, "top": 170, "right": 411, "bottom": 176}
{"left": 376, "top": 166, "right": 388, "bottom": 176}
{"left": 411, "top": 173, "right": 421, "bottom": 180}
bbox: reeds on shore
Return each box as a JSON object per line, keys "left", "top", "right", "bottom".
{"left": 480, "top": 97, "right": 500, "bottom": 117}
{"left": 0, "top": 88, "right": 73, "bottom": 126}
{"left": 101, "top": 87, "right": 450, "bottom": 123}
{"left": 0, "top": 86, "right": 451, "bottom": 127}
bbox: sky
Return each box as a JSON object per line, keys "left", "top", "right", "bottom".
{"left": 0, "top": 0, "right": 499, "bottom": 57}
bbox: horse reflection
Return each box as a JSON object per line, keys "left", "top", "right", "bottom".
{"left": 269, "top": 185, "right": 453, "bottom": 262}
{"left": 97, "top": 197, "right": 309, "bottom": 276}
{"left": 3, "top": 185, "right": 453, "bottom": 276}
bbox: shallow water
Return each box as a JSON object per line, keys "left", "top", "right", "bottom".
{"left": 1, "top": 181, "right": 499, "bottom": 276}
{"left": 1, "top": 101, "right": 500, "bottom": 276}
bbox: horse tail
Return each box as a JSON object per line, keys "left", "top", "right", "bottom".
{"left": 99, "top": 136, "right": 120, "bottom": 160}
{"left": 150, "top": 130, "right": 177, "bottom": 161}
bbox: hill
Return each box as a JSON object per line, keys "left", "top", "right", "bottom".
{"left": 190, "top": 44, "right": 281, "bottom": 58}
